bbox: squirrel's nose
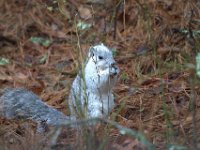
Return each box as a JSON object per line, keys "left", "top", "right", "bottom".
{"left": 111, "top": 63, "right": 119, "bottom": 75}
{"left": 111, "top": 63, "right": 118, "bottom": 69}
{"left": 111, "top": 62, "right": 116, "bottom": 67}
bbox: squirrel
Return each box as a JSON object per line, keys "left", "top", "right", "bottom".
{"left": 0, "top": 44, "right": 119, "bottom": 131}
{"left": 69, "top": 44, "right": 119, "bottom": 120}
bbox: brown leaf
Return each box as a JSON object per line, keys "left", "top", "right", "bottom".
{"left": 0, "top": 74, "right": 12, "bottom": 81}
{"left": 140, "top": 78, "right": 161, "bottom": 87}
{"left": 78, "top": 6, "right": 92, "bottom": 20}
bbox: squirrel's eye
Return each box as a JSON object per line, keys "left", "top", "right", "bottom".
{"left": 98, "top": 56, "right": 103, "bottom": 60}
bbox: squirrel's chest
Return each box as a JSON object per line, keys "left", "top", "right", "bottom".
{"left": 86, "top": 92, "right": 115, "bottom": 115}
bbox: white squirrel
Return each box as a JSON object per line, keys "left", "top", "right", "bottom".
{"left": 0, "top": 44, "right": 119, "bottom": 130}
{"left": 69, "top": 44, "right": 119, "bottom": 119}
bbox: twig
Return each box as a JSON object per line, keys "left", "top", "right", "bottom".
{"left": 143, "top": 113, "right": 164, "bottom": 122}
{"left": 114, "top": 0, "right": 123, "bottom": 39}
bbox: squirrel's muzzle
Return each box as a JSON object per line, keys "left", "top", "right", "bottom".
{"left": 110, "top": 62, "right": 119, "bottom": 76}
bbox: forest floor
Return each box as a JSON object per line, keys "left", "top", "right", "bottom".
{"left": 0, "top": 0, "right": 200, "bottom": 149}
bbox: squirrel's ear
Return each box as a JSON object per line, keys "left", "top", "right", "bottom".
{"left": 88, "top": 47, "right": 95, "bottom": 58}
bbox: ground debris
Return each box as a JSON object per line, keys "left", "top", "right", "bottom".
{"left": 0, "top": 0, "right": 200, "bottom": 149}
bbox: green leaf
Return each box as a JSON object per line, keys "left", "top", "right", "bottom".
{"left": 112, "top": 48, "right": 119, "bottom": 57}
{"left": 196, "top": 53, "right": 200, "bottom": 77}
{"left": 77, "top": 21, "right": 91, "bottom": 30}
{"left": 139, "top": 107, "right": 145, "bottom": 112}
{"left": 0, "top": 57, "right": 10, "bottom": 66}
{"left": 47, "top": 6, "right": 53, "bottom": 11}
{"left": 167, "top": 144, "right": 187, "bottom": 150}
{"left": 30, "top": 37, "right": 52, "bottom": 47}
{"left": 39, "top": 53, "right": 48, "bottom": 64}
{"left": 121, "top": 72, "right": 128, "bottom": 81}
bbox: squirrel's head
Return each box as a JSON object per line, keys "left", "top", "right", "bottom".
{"left": 87, "top": 44, "right": 119, "bottom": 77}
